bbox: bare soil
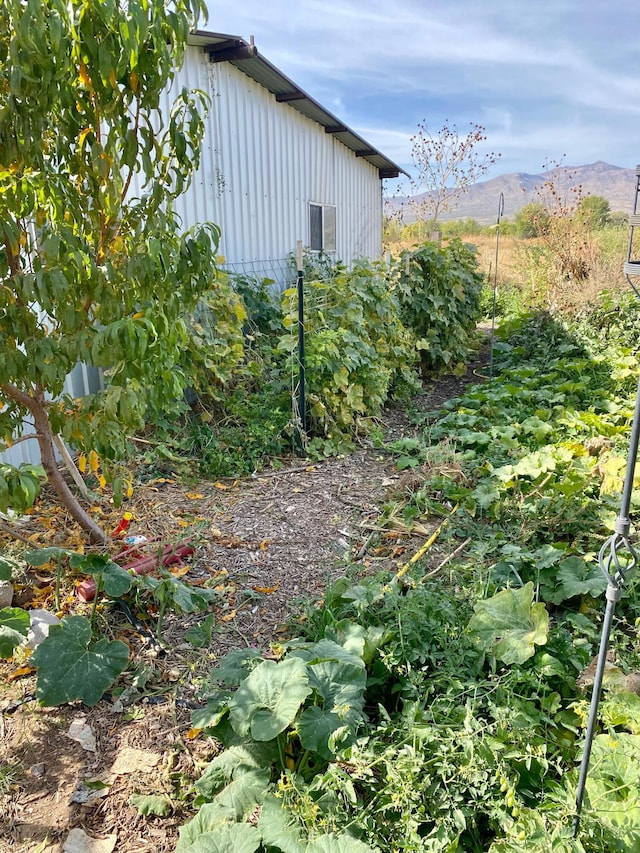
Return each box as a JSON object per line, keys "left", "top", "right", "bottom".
{"left": 0, "top": 343, "right": 490, "bottom": 853}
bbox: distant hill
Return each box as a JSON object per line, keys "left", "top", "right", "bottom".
{"left": 389, "top": 161, "right": 637, "bottom": 225}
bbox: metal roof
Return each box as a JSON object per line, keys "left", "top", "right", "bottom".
{"left": 189, "top": 30, "right": 407, "bottom": 180}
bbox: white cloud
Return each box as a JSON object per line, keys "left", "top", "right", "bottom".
{"left": 206, "top": 0, "right": 640, "bottom": 173}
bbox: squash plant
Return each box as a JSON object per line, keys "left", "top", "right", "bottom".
{"left": 279, "top": 258, "right": 419, "bottom": 446}
{"left": 397, "top": 238, "right": 484, "bottom": 374}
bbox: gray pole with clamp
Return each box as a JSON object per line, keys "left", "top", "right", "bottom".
{"left": 573, "top": 164, "right": 640, "bottom": 836}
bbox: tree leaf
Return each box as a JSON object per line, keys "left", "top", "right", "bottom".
{"left": 228, "top": 657, "right": 311, "bottom": 741}
{"left": 31, "top": 616, "right": 129, "bottom": 706}
{"left": 0, "top": 606, "right": 30, "bottom": 658}
{"left": 467, "top": 583, "right": 549, "bottom": 665}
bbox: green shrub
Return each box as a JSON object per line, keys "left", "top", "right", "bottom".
{"left": 397, "top": 238, "right": 484, "bottom": 374}
{"left": 279, "top": 258, "right": 419, "bottom": 445}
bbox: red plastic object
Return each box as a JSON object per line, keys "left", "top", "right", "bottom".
{"left": 112, "top": 512, "right": 133, "bottom": 537}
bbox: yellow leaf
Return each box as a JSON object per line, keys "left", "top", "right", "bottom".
{"left": 129, "top": 71, "right": 140, "bottom": 92}
{"left": 88, "top": 449, "right": 99, "bottom": 473}
{"left": 109, "top": 68, "right": 117, "bottom": 89}
{"left": 220, "top": 609, "right": 237, "bottom": 622}
{"left": 176, "top": 519, "right": 189, "bottom": 528}
{"left": 132, "top": 311, "right": 144, "bottom": 320}
{"left": 126, "top": 482, "right": 134, "bottom": 499}
{"left": 259, "top": 539, "right": 270, "bottom": 551}
{"left": 169, "top": 565, "right": 191, "bottom": 578}
{"left": 186, "top": 728, "right": 201, "bottom": 740}
{"left": 186, "top": 492, "right": 204, "bottom": 500}
{"left": 78, "top": 62, "right": 92, "bottom": 88}
{"left": 98, "top": 474, "right": 107, "bottom": 490}
{"left": 77, "top": 127, "right": 92, "bottom": 150}
{"left": 8, "top": 664, "right": 35, "bottom": 681}
{"left": 78, "top": 453, "right": 87, "bottom": 473}
{"left": 213, "top": 482, "right": 228, "bottom": 490}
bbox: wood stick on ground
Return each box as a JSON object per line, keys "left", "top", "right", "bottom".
{"left": 421, "top": 537, "right": 471, "bottom": 582}
{"left": 53, "top": 435, "right": 91, "bottom": 501}
{"left": 0, "top": 519, "right": 32, "bottom": 544}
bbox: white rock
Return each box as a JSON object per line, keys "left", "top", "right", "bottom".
{"left": 66, "top": 717, "right": 97, "bottom": 753}
{"left": 27, "top": 608, "right": 60, "bottom": 649}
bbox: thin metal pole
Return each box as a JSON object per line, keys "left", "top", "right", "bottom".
{"left": 572, "top": 370, "right": 640, "bottom": 835}
{"left": 489, "top": 192, "right": 504, "bottom": 380}
{"left": 296, "top": 240, "right": 307, "bottom": 454}
{"left": 572, "top": 586, "right": 619, "bottom": 836}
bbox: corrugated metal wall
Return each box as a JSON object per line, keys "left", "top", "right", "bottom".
{"left": 167, "top": 47, "right": 384, "bottom": 267}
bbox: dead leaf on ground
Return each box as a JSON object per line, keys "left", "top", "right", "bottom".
{"left": 110, "top": 747, "right": 161, "bottom": 776}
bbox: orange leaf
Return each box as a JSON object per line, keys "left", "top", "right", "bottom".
{"left": 186, "top": 728, "right": 201, "bottom": 740}
{"left": 253, "top": 582, "right": 280, "bottom": 595}
{"left": 78, "top": 62, "right": 92, "bottom": 88}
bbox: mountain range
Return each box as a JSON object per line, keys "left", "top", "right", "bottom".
{"left": 389, "top": 161, "right": 637, "bottom": 225}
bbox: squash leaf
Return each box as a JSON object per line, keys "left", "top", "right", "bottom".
{"left": 31, "top": 615, "right": 129, "bottom": 706}
{"left": 467, "top": 582, "right": 549, "bottom": 665}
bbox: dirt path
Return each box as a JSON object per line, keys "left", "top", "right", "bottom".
{"left": 0, "top": 343, "right": 490, "bottom": 853}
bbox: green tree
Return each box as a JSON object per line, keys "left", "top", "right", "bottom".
{"left": 0, "top": 0, "right": 219, "bottom": 542}
{"left": 514, "top": 202, "right": 551, "bottom": 238}
{"left": 576, "top": 195, "right": 611, "bottom": 230}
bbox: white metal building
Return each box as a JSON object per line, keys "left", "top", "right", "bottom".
{"left": 168, "top": 31, "right": 405, "bottom": 277}
{"left": 1, "top": 31, "right": 403, "bottom": 470}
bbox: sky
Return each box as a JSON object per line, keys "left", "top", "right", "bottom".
{"left": 206, "top": 0, "right": 639, "bottom": 187}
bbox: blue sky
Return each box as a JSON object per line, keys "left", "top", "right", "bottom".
{"left": 207, "top": 0, "right": 639, "bottom": 185}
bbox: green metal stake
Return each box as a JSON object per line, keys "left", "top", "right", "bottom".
{"left": 296, "top": 240, "right": 307, "bottom": 454}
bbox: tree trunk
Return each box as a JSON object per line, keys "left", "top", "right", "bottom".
{"left": 1, "top": 383, "right": 108, "bottom": 544}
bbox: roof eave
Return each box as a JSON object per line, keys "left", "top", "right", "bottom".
{"left": 190, "top": 30, "right": 408, "bottom": 180}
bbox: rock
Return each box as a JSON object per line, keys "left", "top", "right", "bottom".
{"left": 0, "top": 580, "right": 13, "bottom": 608}
{"left": 27, "top": 609, "right": 60, "bottom": 649}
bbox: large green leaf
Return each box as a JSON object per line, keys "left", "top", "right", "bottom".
{"left": 308, "top": 835, "right": 378, "bottom": 852}
{"left": 294, "top": 645, "right": 366, "bottom": 760}
{"left": 467, "top": 583, "right": 549, "bottom": 665}
{"left": 0, "top": 606, "right": 30, "bottom": 658}
{"left": 69, "top": 553, "right": 134, "bottom": 597}
{"left": 176, "top": 821, "right": 261, "bottom": 853}
{"left": 31, "top": 615, "right": 130, "bottom": 706}
{"left": 551, "top": 556, "right": 607, "bottom": 603}
{"left": 583, "top": 734, "right": 640, "bottom": 847}
{"left": 257, "top": 795, "right": 305, "bottom": 853}
{"left": 195, "top": 746, "right": 276, "bottom": 801}
{"left": 229, "top": 657, "right": 311, "bottom": 741}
